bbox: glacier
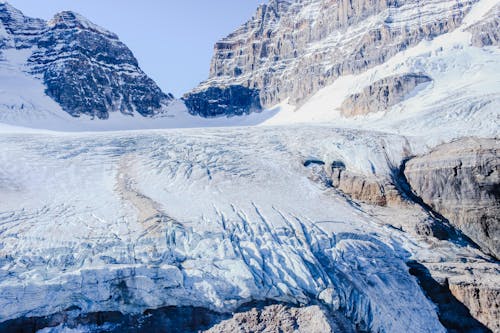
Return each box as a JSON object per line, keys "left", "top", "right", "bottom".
{"left": 2, "top": 124, "right": 498, "bottom": 332}
{"left": 0, "top": 0, "right": 498, "bottom": 332}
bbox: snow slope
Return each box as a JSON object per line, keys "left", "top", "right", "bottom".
{"left": 0, "top": 45, "right": 279, "bottom": 131}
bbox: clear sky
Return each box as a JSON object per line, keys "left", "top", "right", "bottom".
{"left": 7, "top": 0, "right": 266, "bottom": 97}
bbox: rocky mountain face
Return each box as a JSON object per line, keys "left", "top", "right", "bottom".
{"left": 183, "top": 85, "right": 261, "bottom": 117}
{"left": 0, "top": 2, "right": 44, "bottom": 49}
{"left": 184, "top": 0, "right": 478, "bottom": 116}
{"left": 405, "top": 138, "right": 500, "bottom": 259}
{"left": 0, "top": 3, "right": 172, "bottom": 119}
{"left": 468, "top": 3, "right": 499, "bottom": 47}
{"left": 303, "top": 136, "right": 500, "bottom": 332}
{"left": 0, "top": 1, "right": 498, "bottom": 332}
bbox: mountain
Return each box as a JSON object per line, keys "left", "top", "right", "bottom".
{"left": 0, "top": 2, "right": 173, "bottom": 120}
{"left": 184, "top": 0, "right": 499, "bottom": 125}
{"left": 0, "top": 1, "right": 498, "bottom": 332}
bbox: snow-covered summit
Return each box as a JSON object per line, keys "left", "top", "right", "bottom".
{"left": 48, "top": 10, "right": 117, "bottom": 39}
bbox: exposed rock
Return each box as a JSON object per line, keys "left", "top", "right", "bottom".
{"left": 186, "top": 0, "right": 477, "bottom": 116}
{"left": 0, "top": 2, "right": 45, "bottom": 50}
{"left": 449, "top": 282, "right": 500, "bottom": 332}
{"left": 322, "top": 160, "right": 458, "bottom": 240}
{"left": 404, "top": 138, "right": 500, "bottom": 259}
{"left": 0, "top": 303, "right": 358, "bottom": 333}
{"left": 327, "top": 160, "right": 402, "bottom": 207}
{"left": 340, "top": 73, "right": 432, "bottom": 117}
{"left": 0, "top": 5, "right": 173, "bottom": 119}
{"left": 0, "top": 306, "right": 228, "bottom": 333}
{"left": 205, "top": 304, "right": 356, "bottom": 333}
{"left": 412, "top": 260, "right": 500, "bottom": 332}
{"left": 468, "top": 4, "right": 500, "bottom": 47}
{"left": 183, "top": 85, "right": 261, "bottom": 117}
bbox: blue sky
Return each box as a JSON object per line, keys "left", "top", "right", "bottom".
{"left": 8, "top": 0, "right": 266, "bottom": 97}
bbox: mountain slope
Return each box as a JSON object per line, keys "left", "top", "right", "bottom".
{"left": 184, "top": 0, "right": 499, "bottom": 128}
{"left": 264, "top": 0, "right": 500, "bottom": 140}
{"left": 0, "top": 2, "right": 173, "bottom": 121}
{"left": 0, "top": 1, "right": 498, "bottom": 332}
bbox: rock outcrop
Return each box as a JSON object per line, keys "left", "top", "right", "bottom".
{"left": 340, "top": 73, "right": 432, "bottom": 117}
{"left": 0, "top": 2, "right": 45, "bottom": 50}
{"left": 185, "top": 0, "right": 478, "bottom": 116}
{"left": 206, "top": 304, "right": 356, "bottom": 333}
{"left": 310, "top": 159, "right": 458, "bottom": 241}
{"left": 468, "top": 4, "right": 499, "bottom": 47}
{"left": 409, "top": 260, "right": 500, "bottom": 333}
{"left": 327, "top": 160, "right": 402, "bottom": 206}
{"left": 0, "top": 4, "right": 173, "bottom": 119}
{"left": 183, "top": 85, "right": 261, "bottom": 117}
{"left": 404, "top": 138, "right": 500, "bottom": 259}
{"left": 449, "top": 281, "right": 500, "bottom": 332}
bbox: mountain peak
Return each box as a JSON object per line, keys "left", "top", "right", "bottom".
{"left": 48, "top": 10, "right": 116, "bottom": 38}
{"left": 0, "top": 3, "right": 173, "bottom": 120}
{"left": 0, "top": 2, "right": 28, "bottom": 25}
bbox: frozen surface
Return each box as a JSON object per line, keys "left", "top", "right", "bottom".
{"left": 0, "top": 126, "right": 448, "bottom": 332}
{"left": 0, "top": 1, "right": 498, "bottom": 332}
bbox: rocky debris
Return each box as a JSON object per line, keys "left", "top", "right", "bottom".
{"left": 205, "top": 304, "right": 356, "bottom": 333}
{"left": 404, "top": 138, "right": 500, "bottom": 259}
{"left": 0, "top": 303, "right": 358, "bottom": 333}
{"left": 340, "top": 73, "right": 432, "bottom": 117}
{"left": 183, "top": 85, "right": 261, "bottom": 117}
{"left": 186, "top": 0, "right": 477, "bottom": 116}
{"left": 0, "top": 306, "right": 228, "bottom": 333}
{"left": 0, "top": 5, "right": 173, "bottom": 119}
{"left": 468, "top": 4, "right": 500, "bottom": 47}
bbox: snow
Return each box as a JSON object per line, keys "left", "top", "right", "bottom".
{"left": 0, "top": 47, "right": 281, "bottom": 132}
{"left": 1, "top": 0, "right": 497, "bottom": 141}
{"left": 0, "top": 126, "right": 449, "bottom": 332}
{"left": 0, "top": 0, "right": 498, "bottom": 331}
{"left": 48, "top": 11, "right": 116, "bottom": 38}
{"left": 461, "top": 0, "right": 499, "bottom": 28}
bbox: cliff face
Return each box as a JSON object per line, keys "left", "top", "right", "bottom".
{"left": 0, "top": 4, "right": 173, "bottom": 119}
{"left": 185, "top": 0, "right": 477, "bottom": 116}
{"left": 449, "top": 281, "right": 500, "bottom": 332}
{"left": 183, "top": 86, "right": 261, "bottom": 117}
{"left": 404, "top": 138, "right": 500, "bottom": 259}
{"left": 409, "top": 261, "right": 500, "bottom": 333}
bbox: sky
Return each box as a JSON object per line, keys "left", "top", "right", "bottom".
{"left": 7, "top": 0, "right": 266, "bottom": 97}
